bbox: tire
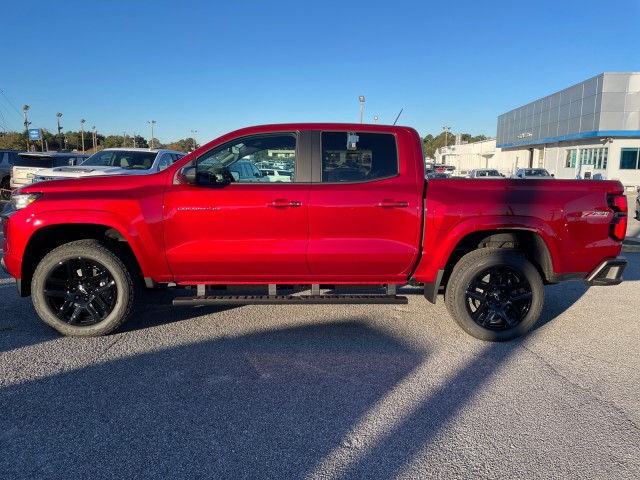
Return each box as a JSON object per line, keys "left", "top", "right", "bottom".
{"left": 31, "top": 240, "right": 135, "bottom": 337}
{"left": 445, "top": 248, "right": 544, "bottom": 342}
{"left": 0, "top": 177, "right": 11, "bottom": 202}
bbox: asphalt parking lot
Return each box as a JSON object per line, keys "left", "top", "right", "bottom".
{"left": 1, "top": 232, "right": 639, "bottom": 478}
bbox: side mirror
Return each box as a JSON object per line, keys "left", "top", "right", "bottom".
{"left": 177, "top": 166, "right": 197, "bottom": 185}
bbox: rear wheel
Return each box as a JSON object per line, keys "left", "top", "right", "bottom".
{"left": 445, "top": 248, "right": 544, "bottom": 342}
{"left": 31, "top": 240, "right": 135, "bottom": 337}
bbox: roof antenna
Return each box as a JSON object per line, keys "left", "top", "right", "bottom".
{"left": 393, "top": 108, "right": 404, "bottom": 125}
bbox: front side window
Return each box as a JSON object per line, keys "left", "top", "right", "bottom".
{"left": 321, "top": 132, "right": 398, "bottom": 182}
{"left": 196, "top": 134, "right": 297, "bottom": 184}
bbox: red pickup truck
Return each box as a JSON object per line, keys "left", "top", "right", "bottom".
{"left": 1, "top": 123, "right": 629, "bottom": 341}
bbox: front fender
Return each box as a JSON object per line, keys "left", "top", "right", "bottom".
{"left": 15, "top": 207, "right": 171, "bottom": 284}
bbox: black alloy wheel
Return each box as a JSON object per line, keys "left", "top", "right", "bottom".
{"left": 32, "top": 240, "right": 134, "bottom": 336}
{"left": 445, "top": 248, "right": 544, "bottom": 341}
{"left": 463, "top": 265, "right": 533, "bottom": 331}
{"left": 43, "top": 257, "right": 118, "bottom": 326}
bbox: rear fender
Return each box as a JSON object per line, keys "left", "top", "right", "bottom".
{"left": 412, "top": 215, "right": 559, "bottom": 284}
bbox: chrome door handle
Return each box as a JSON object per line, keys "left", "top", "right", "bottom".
{"left": 376, "top": 200, "right": 409, "bottom": 208}
{"left": 266, "top": 200, "right": 302, "bottom": 208}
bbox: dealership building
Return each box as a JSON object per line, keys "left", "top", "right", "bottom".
{"left": 437, "top": 72, "right": 640, "bottom": 189}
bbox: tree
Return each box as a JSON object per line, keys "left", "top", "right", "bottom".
{"left": 422, "top": 131, "right": 490, "bottom": 161}
{"left": 0, "top": 132, "right": 27, "bottom": 150}
{"left": 164, "top": 138, "right": 195, "bottom": 152}
{"left": 131, "top": 135, "right": 148, "bottom": 148}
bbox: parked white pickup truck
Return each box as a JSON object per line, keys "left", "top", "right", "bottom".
{"left": 32, "top": 148, "right": 186, "bottom": 182}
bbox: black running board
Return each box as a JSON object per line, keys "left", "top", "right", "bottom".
{"left": 173, "top": 294, "right": 408, "bottom": 306}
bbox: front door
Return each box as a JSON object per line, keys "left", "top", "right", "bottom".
{"left": 163, "top": 132, "right": 310, "bottom": 282}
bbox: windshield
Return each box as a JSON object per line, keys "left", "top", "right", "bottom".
{"left": 526, "top": 169, "right": 550, "bottom": 177}
{"left": 81, "top": 151, "right": 156, "bottom": 170}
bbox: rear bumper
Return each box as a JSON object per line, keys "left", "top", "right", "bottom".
{"left": 584, "top": 256, "right": 627, "bottom": 286}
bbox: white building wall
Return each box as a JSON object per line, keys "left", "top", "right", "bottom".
{"left": 436, "top": 139, "right": 539, "bottom": 177}
{"left": 438, "top": 137, "right": 640, "bottom": 189}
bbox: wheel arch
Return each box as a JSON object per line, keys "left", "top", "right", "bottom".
{"left": 20, "top": 224, "right": 141, "bottom": 296}
{"left": 421, "top": 228, "right": 556, "bottom": 304}
{"left": 445, "top": 229, "right": 554, "bottom": 285}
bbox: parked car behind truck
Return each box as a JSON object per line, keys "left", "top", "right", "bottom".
{"left": 467, "top": 168, "right": 504, "bottom": 178}
{"left": 1, "top": 123, "right": 628, "bottom": 341}
{"left": 32, "top": 148, "right": 186, "bottom": 183}
{"left": 0, "top": 149, "right": 23, "bottom": 201}
{"left": 512, "top": 167, "right": 554, "bottom": 179}
{"left": 10, "top": 152, "right": 89, "bottom": 188}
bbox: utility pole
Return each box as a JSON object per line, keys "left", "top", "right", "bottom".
{"left": 23, "top": 105, "right": 31, "bottom": 150}
{"left": 56, "top": 112, "right": 63, "bottom": 151}
{"left": 80, "top": 119, "right": 86, "bottom": 152}
{"left": 148, "top": 120, "right": 156, "bottom": 148}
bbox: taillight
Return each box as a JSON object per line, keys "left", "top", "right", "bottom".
{"left": 608, "top": 194, "right": 627, "bottom": 242}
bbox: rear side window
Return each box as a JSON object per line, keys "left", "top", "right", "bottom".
{"left": 321, "top": 132, "right": 398, "bottom": 182}
{"left": 14, "top": 155, "right": 55, "bottom": 168}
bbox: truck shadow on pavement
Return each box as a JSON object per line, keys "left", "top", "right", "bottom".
{"left": 0, "top": 318, "right": 529, "bottom": 478}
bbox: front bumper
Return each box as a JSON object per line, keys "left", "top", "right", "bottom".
{"left": 584, "top": 256, "right": 627, "bottom": 286}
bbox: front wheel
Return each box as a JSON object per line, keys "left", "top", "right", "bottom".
{"left": 445, "top": 248, "right": 544, "bottom": 342}
{"left": 31, "top": 240, "right": 135, "bottom": 337}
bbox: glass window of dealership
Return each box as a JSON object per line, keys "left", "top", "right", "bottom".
{"left": 497, "top": 72, "right": 640, "bottom": 187}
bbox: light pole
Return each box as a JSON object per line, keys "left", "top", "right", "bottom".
{"left": 92, "top": 126, "right": 97, "bottom": 152}
{"left": 80, "top": 119, "right": 86, "bottom": 152}
{"left": 148, "top": 120, "right": 156, "bottom": 148}
{"left": 23, "top": 105, "right": 31, "bottom": 150}
{"left": 56, "top": 112, "right": 63, "bottom": 151}
{"left": 191, "top": 129, "right": 198, "bottom": 151}
{"left": 442, "top": 125, "right": 451, "bottom": 147}
{"left": 373, "top": 115, "right": 379, "bottom": 124}
{"left": 359, "top": 96, "right": 365, "bottom": 124}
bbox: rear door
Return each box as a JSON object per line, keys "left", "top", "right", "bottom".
{"left": 307, "top": 130, "right": 423, "bottom": 282}
{"left": 163, "top": 131, "right": 311, "bottom": 281}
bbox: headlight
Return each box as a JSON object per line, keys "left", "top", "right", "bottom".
{"left": 11, "top": 192, "right": 43, "bottom": 210}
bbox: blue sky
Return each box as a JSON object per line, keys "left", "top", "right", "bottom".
{"left": 1, "top": 0, "right": 639, "bottom": 145}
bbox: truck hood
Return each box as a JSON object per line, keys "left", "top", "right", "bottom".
{"left": 33, "top": 166, "right": 149, "bottom": 179}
